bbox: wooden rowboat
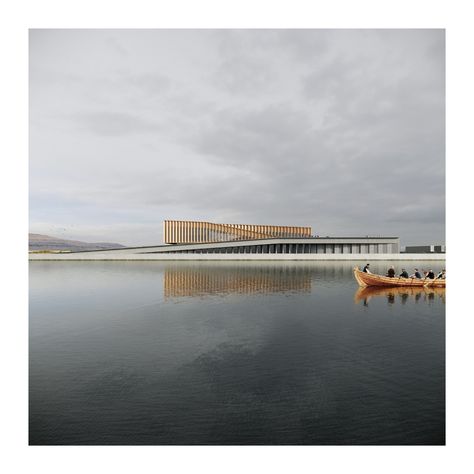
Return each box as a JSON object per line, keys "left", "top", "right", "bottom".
{"left": 353, "top": 267, "right": 446, "bottom": 288}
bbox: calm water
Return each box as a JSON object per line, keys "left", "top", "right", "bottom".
{"left": 29, "top": 261, "right": 445, "bottom": 445}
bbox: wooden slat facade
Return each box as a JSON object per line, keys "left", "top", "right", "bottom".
{"left": 163, "top": 220, "right": 312, "bottom": 244}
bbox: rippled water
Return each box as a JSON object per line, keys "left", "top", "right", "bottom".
{"left": 29, "top": 261, "right": 445, "bottom": 445}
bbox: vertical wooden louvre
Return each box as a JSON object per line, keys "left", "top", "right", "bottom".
{"left": 164, "top": 220, "right": 312, "bottom": 244}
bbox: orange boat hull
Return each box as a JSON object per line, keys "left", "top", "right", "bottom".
{"left": 353, "top": 267, "right": 446, "bottom": 288}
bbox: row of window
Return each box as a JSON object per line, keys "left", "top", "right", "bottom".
{"left": 156, "top": 243, "right": 396, "bottom": 254}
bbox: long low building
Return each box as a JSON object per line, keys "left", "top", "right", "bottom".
{"left": 28, "top": 220, "right": 443, "bottom": 261}
{"left": 29, "top": 236, "right": 409, "bottom": 260}
{"left": 160, "top": 221, "right": 400, "bottom": 255}
{"left": 143, "top": 236, "right": 400, "bottom": 255}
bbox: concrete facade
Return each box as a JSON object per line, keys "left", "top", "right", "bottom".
{"left": 151, "top": 237, "right": 400, "bottom": 255}
{"left": 27, "top": 236, "right": 442, "bottom": 261}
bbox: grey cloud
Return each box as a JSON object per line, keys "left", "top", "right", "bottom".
{"left": 71, "top": 111, "right": 160, "bottom": 136}
{"left": 126, "top": 72, "right": 171, "bottom": 96}
{"left": 104, "top": 35, "right": 130, "bottom": 57}
{"left": 29, "top": 29, "right": 445, "bottom": 246}
{"left": 194, "top": 104, "right": 321, "bottom": 167}
{"left": 212, "top": 30, "right": 292, "bottom": 97}
{"left": 214, "top": 56, "right": 275, "bottom": 95}
{"left": 276, "top": 29, "right": 330, "bottom": 60}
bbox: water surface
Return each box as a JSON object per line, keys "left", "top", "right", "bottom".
{"left": 29, "top": 261, "right": 445, "bottom": 445}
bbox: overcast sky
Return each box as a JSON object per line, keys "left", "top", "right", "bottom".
{"left": 29, "top": 29, "right": 445, "bottom": 246}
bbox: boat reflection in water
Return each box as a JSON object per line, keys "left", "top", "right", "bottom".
{"left": 354, "top": 285, "right": 446, "bottom": 306}
{"left": 164, "top": 264, "right": 312, "bottom": 298}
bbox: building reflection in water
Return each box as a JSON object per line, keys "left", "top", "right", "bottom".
{"left": 164, "top": 264, "right": 312, "bottom": 298}
{"left": 354, "top": 286, "right": 446, "bottom": 306}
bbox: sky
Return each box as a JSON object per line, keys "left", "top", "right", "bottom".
{"left": 29, "top": 29, "right": 445, "bottom": 247}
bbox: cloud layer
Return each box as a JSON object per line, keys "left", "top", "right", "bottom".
{"left": 30, "top": 29, "right": 445, "bottom": 246}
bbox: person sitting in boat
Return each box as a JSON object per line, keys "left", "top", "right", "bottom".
{"left": 399, "top": 269, "right": 409, "bottom": 278}
{"left": 363, "top": 263, "right": 371, "bottom": 273}
{"left": 437, "top": 269, "right": 446, "bottom": 279}
{"left": 386, "top": 266, "right": 395, "bottom": 278}
{"left": 425, "top": 269, "right": 435, "bottom": 279}
{"left": 409, "top": 268, "right": 422, "bottom": 279}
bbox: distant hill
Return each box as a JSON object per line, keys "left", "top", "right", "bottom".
{"left": 29, "top": 233, "right": 126, "bottom": 252}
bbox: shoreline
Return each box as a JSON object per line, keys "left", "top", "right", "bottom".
{"left": 29, "top": 253, "right": 446, "bottom": 262}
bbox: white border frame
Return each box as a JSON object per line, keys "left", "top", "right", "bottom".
{"left": 2, "top": 1, "right": 472, "bottom": 473}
